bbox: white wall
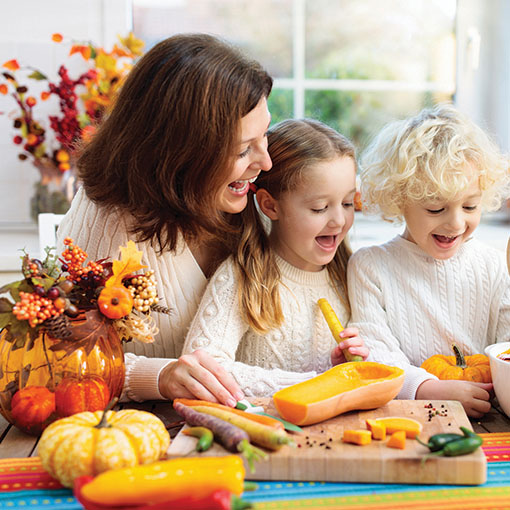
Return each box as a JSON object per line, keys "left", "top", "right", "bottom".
{"left": 0, "top": 0, "right": 131, "bottom": 225}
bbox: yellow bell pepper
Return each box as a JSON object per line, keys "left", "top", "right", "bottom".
{"left": 80, "top": 455, "right": 245, "bottom": 505}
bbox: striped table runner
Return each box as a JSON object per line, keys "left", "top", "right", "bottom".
{"left": 0, "top": 432, "right": 508, "bottom": 509}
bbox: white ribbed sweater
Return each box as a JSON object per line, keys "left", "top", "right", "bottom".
{"left": 347, "top": 235, "right": 510, "bottom": 399}
{"left": 56, "top": 188, "right": 208, "bottom": 401}
{"left": 182, "top": 255, "right": 348, "bottom": 397}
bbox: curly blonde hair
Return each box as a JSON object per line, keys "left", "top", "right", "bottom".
{"left": 360, "top": 103, "right": 510, "bottom": 222}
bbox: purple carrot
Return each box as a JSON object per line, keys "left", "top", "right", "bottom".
{"left": 173, "top": 401, "right": 266, "bottom": 471}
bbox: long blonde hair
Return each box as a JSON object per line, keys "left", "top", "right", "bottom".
{"left": 234, "top": 119, "right": 356, "bottom": 334}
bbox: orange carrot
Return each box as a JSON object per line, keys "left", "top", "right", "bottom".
{"left": 173, "top": 398, "right": 284, "bottom": 430}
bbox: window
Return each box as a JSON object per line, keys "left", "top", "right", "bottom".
{"left": 132, "top": 0, "right": 456, "bottom": 149}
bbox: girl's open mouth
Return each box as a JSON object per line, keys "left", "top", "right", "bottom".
{"left": 316, "top": 235, "right": 337, "bottom": 250}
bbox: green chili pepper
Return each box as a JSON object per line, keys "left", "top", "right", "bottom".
{"left": 421, "top": 427, "right": 483, "bottom": 465}
{"left": 182, "top": 426, "right": 214, "bottom": 452}
{"left": 439, "top": 435, "right": 483, "bottom": 456}
{"left": 416, "top": 433, "right": 464, "bottom": 452}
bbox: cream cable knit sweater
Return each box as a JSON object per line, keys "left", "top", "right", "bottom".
{"left": 347, "top": 235, "right": 510, "bottom": 400}
{"left": 56, "top": 187, "right": 208, "bottom": 401}
{"left": 182, "top": 254, "right": 348, "bottom": 396}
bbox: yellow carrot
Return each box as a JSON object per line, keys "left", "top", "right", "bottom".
{"left": 317, "top": 298, "right": 363, "bottom": 362}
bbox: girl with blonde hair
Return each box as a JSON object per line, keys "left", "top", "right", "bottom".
{"left": 348, "top": 103, "right": 510, "bottom": 417}
{"left": 183, "top": 119, "right": 368, "bottom": 396}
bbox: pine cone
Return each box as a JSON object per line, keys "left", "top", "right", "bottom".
{"left": 43, "top": 314, "right": 72, "bottom": 339}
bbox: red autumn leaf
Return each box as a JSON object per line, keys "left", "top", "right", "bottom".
{"left": 3, "top": 59, "right": 20, "bottom": 71}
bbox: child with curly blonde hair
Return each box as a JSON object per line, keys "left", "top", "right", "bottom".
{"left": 182, "top": 119, "right": 368, "bottom": 397}
{"left": 348, "top": 103, "right": 510, "bottom": 418}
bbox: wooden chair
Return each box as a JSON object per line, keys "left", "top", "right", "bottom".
{"left": 38, "top": 213, "right": 65, "bottom": 257}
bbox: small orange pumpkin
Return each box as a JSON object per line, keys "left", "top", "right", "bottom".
{"left": 97, "top": 285, "right": 133, "bottom": 319}
{"left": 55, "top": 375, "right": 110, "bottom": 417}
{"left": 11, "top": 386, "right": 55, "bottom": 434}
{"left": 421, "top": 344, "right": 492, "bottom": 383}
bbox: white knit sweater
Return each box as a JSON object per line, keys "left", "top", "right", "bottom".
{"left": 182, "top": 254, "right": 348, "bottom": 396}
{"left": 56, "top": 187, "right": 208, "bottom": 401}
{"left": 347, "top": 235, "right": 510, "bottom": 399}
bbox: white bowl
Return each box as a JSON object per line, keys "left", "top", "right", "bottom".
{"left": 485, "top": 342, "right": 510, "bottom": 417}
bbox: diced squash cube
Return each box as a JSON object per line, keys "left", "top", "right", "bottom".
{"left": 342, "top": 429, "right": 372, "bottom": 446}
{"left": 387, "top": 430, "right": 406, "bottom": 449}
{"left": 366, "top": 418, "right": 386, "bottom": 440}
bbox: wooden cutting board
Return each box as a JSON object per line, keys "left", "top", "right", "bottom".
{"left": 166, "top": 399, "right": 486, "bottom": 485}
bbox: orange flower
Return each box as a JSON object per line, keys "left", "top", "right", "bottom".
{"left": 0, "top": 84, "right": 7, "bottom": 95}
{"left": 69, "top": 45, "right": 91, "bottom": 61}
{"left": 3, "top": 59, "right": 20, "bottom": 71}
{"left": 51, "top": 33, "right": 63, "bottom": 43}
{"left": 40, "top": 91, "right": 51, "bottom": 101}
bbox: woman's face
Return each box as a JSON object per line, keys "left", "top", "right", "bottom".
{"left": 218, "top": 97, "right": 272, "bottom": 214}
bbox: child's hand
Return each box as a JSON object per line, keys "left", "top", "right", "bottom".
{"left": 330, "top": 327, "right": 370, "bottom": 365}
{"left": 416, "top": 379, "right": 493, "bottom": 418}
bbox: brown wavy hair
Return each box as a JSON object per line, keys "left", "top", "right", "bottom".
{"left": 235, "top": 119, "right": 355, "bottom": 333}
{"left": 78, "top": 33, "right": 272, "bottom": 254}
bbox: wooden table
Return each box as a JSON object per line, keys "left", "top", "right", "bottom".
{"left": 0, "top": 400, "right": 508, "bottom": 459}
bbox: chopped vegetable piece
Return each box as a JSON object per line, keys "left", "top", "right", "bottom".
{"left": 342, "top": 429, "right": 372, "bottom": 446}
{"left": 366, "top": 418, "right": 386, "bottom": 440}
{"left": 374, "top": 416, "right": 422, "bottom": 439}
{"left": 387, "top": 430, "right": 406, "bottom": 449}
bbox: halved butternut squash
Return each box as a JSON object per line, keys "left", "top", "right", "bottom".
{"left": 272, "top": 362, "right": 404, "bottom": 426}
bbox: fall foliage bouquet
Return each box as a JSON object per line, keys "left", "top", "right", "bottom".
{"left": 0, "top": 238, "right": 169, "bottom": 349}
{"left": 0, "top": 33, "right": 144, "bottom": 218}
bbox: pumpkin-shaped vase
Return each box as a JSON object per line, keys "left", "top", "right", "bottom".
{"left": 0, "top": 309, "right": 125, "bottom": 435}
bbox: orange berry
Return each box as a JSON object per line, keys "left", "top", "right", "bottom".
{"left": 26, "top": 96, "right": 37, "bottom": 107}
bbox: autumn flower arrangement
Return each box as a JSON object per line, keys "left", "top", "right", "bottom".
{"left": 0, "top": 239, "right": 169, "bottom": 349}
{"left": 0, "top": 33, "right": 144, "bottom": 217}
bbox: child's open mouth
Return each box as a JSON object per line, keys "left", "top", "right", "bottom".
{"left": 433, "top": 234, "right": 459, "bottom": 247}
{"left": 316, "top": 235, "right": 337, "bottom": 250}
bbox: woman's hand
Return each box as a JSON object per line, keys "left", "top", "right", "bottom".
{"left": 416, "top": 379, "right": 493, "bottom": 418}
{"left": 158, "top": 349, "right": 244, "bottom": 406}
{"left": 331, "top": 327, "right": 370, "bottom": 365}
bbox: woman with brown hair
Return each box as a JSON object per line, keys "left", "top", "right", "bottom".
{"left": 57, "top": 33, "right": 273, "bottom": 406}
